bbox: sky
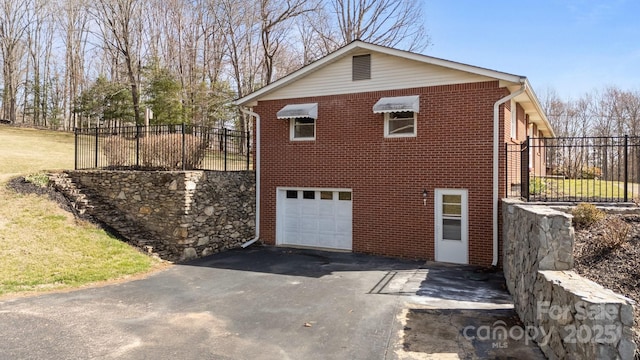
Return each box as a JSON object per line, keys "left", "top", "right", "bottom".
{"left": 421, "top": 0, "right": 640, "bottom": 100}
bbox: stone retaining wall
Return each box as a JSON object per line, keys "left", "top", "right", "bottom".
{"left": 502, "top": 198, "right": 636, "bottom": 359}
{"left": 56, "top": 170, "right": 255, "bottom": 262}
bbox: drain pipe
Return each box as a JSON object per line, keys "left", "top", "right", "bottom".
{"left": 240, "top": 108, "right": 260, "bottom": 248}
{"left": 492, "top": 83, "right": 526, "bottom": 266}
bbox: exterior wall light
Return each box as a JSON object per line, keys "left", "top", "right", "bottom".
{"left": 422, "top": 189, "right": 428, "bottom": 206}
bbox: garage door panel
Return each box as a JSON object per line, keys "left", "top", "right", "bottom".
{"left": 318, "top": 217, "right": 336, "bottom": 229}
{"left": 318, "top": 202, "right": 335, "bottom": 215}
{"left": 284, "top": 204, "right": 299, "bottom": 216}
{"left": 300, "top": 204, "right": 319, "bottom": 215}
{"left": 300, "top": 218, "right": 319, "bottom": 231}
{"left": 284, "top": 220, "right": 299, "bottom": 231}
{"left": 335, "top": 204, "right": 351, "bottom": 217}
{"left": 335, "top": 220, "right": 351, "bottom": 233}
{"left": 334, "top": 235, "right": 350, "bottom": 249}
{"left": 300, "top": 232, "right": 319, "bottom": 244}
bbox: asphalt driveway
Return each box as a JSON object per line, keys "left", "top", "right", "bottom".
{"left": 0, "top": 247, "right": 425, "bottom": 360}
{"left": 0, "top": 247, "right": 544, "bottom": 359}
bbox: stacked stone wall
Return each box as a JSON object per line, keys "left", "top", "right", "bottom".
{"left": 502, "top": 198, "right": 636, "bottom": 359}
{"left": 54, "top": 170, "right": 255, "bottom": 262}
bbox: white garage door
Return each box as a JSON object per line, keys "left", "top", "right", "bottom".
{"left": 277, "top": 189, "right": 352, "bottom": 250}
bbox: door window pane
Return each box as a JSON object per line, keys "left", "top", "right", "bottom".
{"left": 303, "top": 191, "right": 315, "bottom": 199}
{"left": 286, "top": 190, "right": 298, "bottom": 199}
{"left": 442, "top": 194, "right": 462, "bottom": 216}
{"left": 443, "top": 195, "right": 461, "bottom": 203}
{"left": 442, "top": 204, "right": 462, "bottom": 216}
{"left": 338, "top": 192, "right": 352, "bottom": 200}
{"left": 442, "top": 218, "right": 462, "bottom": 240}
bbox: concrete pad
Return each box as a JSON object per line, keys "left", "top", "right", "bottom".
{"left": 394, "top": 262, "right": 546, "bottom": 360}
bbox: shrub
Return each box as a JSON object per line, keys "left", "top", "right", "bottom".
{"left": 529, "top": 177, "right": 546, "bottom": 195}
{"left": 139, "top": 133, "right": 205, "bottom": 170}
{"left": 580, "top": 166, "right": 602, "bottom": 179}
{"left": 600, "top": 217, "right": 630, "bottom": 249}
{"left": 571, "top": 203, "right": 605, "bottom": 228}
{"left": 24, "top": 173, "right": 50, "bottom": 187}
{"left": 103, "top": 136, "right": 134, "bottom": 167}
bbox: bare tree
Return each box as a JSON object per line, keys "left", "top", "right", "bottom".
{"left": 329, "top": 0, "right": 429, "bottom": 51}
{"left": 214, "top": 0, "right": 263, "bottom": 153}
{"left": 259, "top": 0, "right": 315, "bottom": 84}
{"left": 92, "top": 0, "right": 144, "bottom": 124}
{"left": 24, "top": 0, "right": 56, "bottom": 127}
{"left": 57, "top": 0, "right": 91, "bottom": 129}
{"left": 0, "top": 0, "right": 29, "bottom": 123}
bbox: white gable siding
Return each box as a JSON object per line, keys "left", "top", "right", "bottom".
{"left": 261, "top": 51, "right": 494, "bottom": 101}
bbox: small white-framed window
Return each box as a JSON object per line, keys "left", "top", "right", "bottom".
{"left": 290, "top": 117, "right": 315, "bottom": 140}
{"left": 384, "top": 111, "right": 416, "bottom": 137}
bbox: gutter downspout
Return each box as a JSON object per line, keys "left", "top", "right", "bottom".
{"left": 240, "top": 108, "right": 260, "bottom": 248}
{"left": 492, "top": 84, "right": 526, "bottom": 266}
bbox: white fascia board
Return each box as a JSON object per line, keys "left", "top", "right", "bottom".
{"left": 513, "top": 79, "right": 555, "bottom": 137}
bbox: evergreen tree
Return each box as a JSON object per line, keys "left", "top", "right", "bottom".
{"left": 144, "top": 64, "right": 184, "bottom": 125}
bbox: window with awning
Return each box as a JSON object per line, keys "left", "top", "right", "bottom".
{"left": 372, "top": 95, "right": 419, "bottom": 113}
{"left": 277, "top": 103, "right": 318, "bottom": 141}
{"left": 276, "top": 103, "right": 318, "bottom": 119}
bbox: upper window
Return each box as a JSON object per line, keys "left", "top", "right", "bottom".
{"left": 276, "top": 103, "right": 318, "bottom": 141}
{"left": 385, "top": 111, "right": 416, "bottom": 137}
{"left": 291, "top": 117, "right": 315, "bottom": 140}
{"left": 352, "top": 54, "right": 371, "bottom": 81}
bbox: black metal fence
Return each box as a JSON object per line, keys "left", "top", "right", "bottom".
{"left": 75, "top": 124, "right": 251, "bottom": 171}
{"left": 506, "top": 136, "right": 640, "bottom": 202}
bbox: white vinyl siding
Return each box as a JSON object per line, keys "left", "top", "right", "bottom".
{"left": 261, "top": 51, "right": 493, "bottom": 101}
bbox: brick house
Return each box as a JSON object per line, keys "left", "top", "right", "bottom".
{"left": 234, "top": 40, "right": 553, "bottom": 266}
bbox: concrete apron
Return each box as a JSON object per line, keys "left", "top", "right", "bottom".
{"left": 391, "top": 262, "right": 546, "bottom": 360}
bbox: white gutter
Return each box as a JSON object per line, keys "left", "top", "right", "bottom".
{"left": 240, "top": 108, "right": 260, "bottom": 248}
{"left": 492, "top": 84, "right": 526, "bottom": 266}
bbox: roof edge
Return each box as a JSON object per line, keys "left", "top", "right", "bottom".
{"left": 524, "top": 79, "right": 556, "bottom": 137}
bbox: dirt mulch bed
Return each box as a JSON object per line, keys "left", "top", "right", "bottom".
{"left": 573, "top": 213, "right": 640, "bottom": 357}
{"left": 6, "top": 176, "right": 75, "bottom": 214}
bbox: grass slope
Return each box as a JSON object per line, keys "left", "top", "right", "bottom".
{"left": 0, "top": 126, "right": 163, "bottom": 297}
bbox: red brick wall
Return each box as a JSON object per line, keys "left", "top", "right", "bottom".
{"left": 255, "top": 81, "right": 510, "bottom": 266}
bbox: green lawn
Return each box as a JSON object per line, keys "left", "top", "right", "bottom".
{"left": 531, "top": 177, "right": 636, "bottom": 200}
{"left": 0, "top": 125, "right": 164, "bottom": 297}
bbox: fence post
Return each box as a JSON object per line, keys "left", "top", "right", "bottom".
{"left": 504, "top": 142, "right": 508, "bottom": 198}
{"left": 624, "top": 135, "right": 629, "bottom": 202}
{"left": 182, "top": 123, "right": 186, "bottom": 170}
{"left": 521, "top": 136, "right": 530, "bottom": 201}
{"left": 224, "top": 128, "right": 228, "bottom": 171}
{"left": 94, "top": 127, "right": 99, "bottom": 168}
{"left": 136, "top": 125, "right": 140, "bottom": 167}
{"left": 246, "top": 130, "right": 251, "bottom": 170}
{"left": 74, "top": 128, "right": 79, "bottom": 170}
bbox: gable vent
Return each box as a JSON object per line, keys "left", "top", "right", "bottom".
{"left": 352, "top": 54, "right": 371, "bottom": 81}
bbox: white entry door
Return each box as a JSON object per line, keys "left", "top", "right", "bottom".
{"left": 277, "top": 189, "right": 352, "bottom": 250}
{"left": 435, "top": 189, "right": 468, "bottom": 264}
